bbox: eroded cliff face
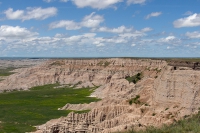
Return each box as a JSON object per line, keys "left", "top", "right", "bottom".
{"left": 0, "top": 58, "right": 164, "bottom": 92}
{"left": 1, "top": 58, "right": 199, "bottom": 133}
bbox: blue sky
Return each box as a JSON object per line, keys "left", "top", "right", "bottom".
{"left": 0, "top": 0, "right": 200, "bottom": 57}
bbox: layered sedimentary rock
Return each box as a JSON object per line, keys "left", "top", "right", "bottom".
{"left": 0, "top": 58, "right": 165, "bottom": 92}
{"left": 1, "top": 58, "right": 200, "bottom": 133}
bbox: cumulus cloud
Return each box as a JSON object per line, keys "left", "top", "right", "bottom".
{"left": 119, "top": 32, "right": 145, "bottom": 39}
{"left": 4, "top": 7, "right": 57, "bottom": 21}
{"left": 93, "top": 26, "right": 152, "bottom": 37}
{"left": 94, "top": 26, "right": 133, "bottom": 34}
{"left": 145, "top": 12, "right": 162, "bottom": 19}
{"left": 0, "top": 30, "right": 189, "bottom": 57}
{"left": 134, "top": 35, "right": 182, "bottom": 47}
{"left": 50, "top": 12, "right": 104, "bottom": 30}
{"left": 167, "top": 46, "right": 173, "bottom": 49}
{"left": 185, "top": 31, "right": 200, "bottom": 39}
{"left": 49, "top": 20, "right": 81, "bottom": 30}
{"left": 173, "top": 13, "right": 200, "bottom": 28}
{"left": 81, "top": 12, "right": 104, "bottom": 28}
{"left": 127, "top": 0, "right": 146, "bottom": 5}
{"left": 157, "top": 36, "right": 181, "bottom": 45}
{"left": 4, "top": 8, "right": 24, "bottom": 20}
{"left": 1, "top": 30, "right": 142, "bottom": 55}
{"left": 43, "top": 0, "right": 54, "bottom": 2}
{"left": 0, "top": 25, "right": 38, "bottom": 38}
{"left": 141, "top": 27, "right": 153, "bottom": 32}
{"left": 43, "top": 0, "right": 68, "bottom": 2}
{"left": 71, "top": 0, "right": 122, "bottom": 9}
{"left": 131, "top": 43, "right": 136, "bottom": 46}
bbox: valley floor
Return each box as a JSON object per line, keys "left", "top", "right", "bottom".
{"left": 0, "top": 84, "right": 99, "bottom": 133}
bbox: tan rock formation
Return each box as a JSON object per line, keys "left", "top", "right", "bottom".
{"left": 1, "top": 58, "right": 199, "bottom": 133}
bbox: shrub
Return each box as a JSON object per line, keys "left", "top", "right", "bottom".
{"left": 128, "top": 95, "right": 141, "bottom": 105}
{"left": 152, "top": 113, "right": 156, "bottom": 116}
{"left": 125, "top": 73, "right": 143, "bottom": 84}
{"left": 97, "top": 61, "right": 110, "bottom": 67}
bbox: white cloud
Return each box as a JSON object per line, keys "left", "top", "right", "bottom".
{"left": 157, "top": 36, "right": 181, "bottom": 45}
{"left": 0, "top": 25, "right": 38, "bottom": 38}
{"left": 0, "top": 31, "right": 188, "bottom": 57}
{"left": 4, "top": 7, "right": 57, "bottom": 21}
{"left": 141, "top": 27, "right": 153, "bottom": 32}
{"left": 131, "top": 44, "right": 136, "bottom": 47}
{"left": 4, "top": 8, "right": 24, "bottom": 20}
{"left": 72, "top": 0, "right": 123, "bottom": 9}
{"left": 49, "top": 20, "right": 81, "bottom": 30}
{"left": 185, "top": 31, "right": 200, "bottom": 39}
{"left": 96, "top": 43, "right": 105, "bottom": 47}
{"left": 50, "top": 12, "right": 104, "bottom": 30}
{"left": 81, "top": 12, "right": 104, "bottom": 28}
{"left": 173, "top": 13, "right": 200, "bottom": 28}
{"left": 83, "top": 33, "right": 96, "bottom": 38}
{"left": 167, "top": 46, "right": 173, "bottom": 49}
{"left": 134, "top": 35, "right": 182, "bottom": 47}
{"left": 95, "top": 26, "right": 133, "bottom": 33}
{"left": 93, "top": 26, "right": 152, "bottom": 36}
{"left": 54, "top": 33, "right": 66, "bottom": 38}
{"left": 43, "top": 0, "right": 68, "bottom": 2}
{"left": 145, "top": 12, "right": 162, "bottom": 19}
{"left": 43, "top": 0, "right": 54, "bottom": 3}
{"left": 127, "top": 0, "right": 146, "bottom": 5}
{"left": 165, "top": 36, "right": 176, "bottom": 40}
{"left": 119, "top": 32, "right": 145, "bottom": 39}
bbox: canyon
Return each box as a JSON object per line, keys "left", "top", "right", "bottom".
{"left": 0, "top": 58, "right": 200, "bottom": 133}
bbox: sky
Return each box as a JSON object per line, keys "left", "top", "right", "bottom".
{"left": 0, "top": 0, "right": 200, "bottom": 57}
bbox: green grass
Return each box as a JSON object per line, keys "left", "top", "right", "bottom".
{"left": 49, "top": 61, "right": 65, "bottom": 66}
{"left": 128, "top": 95, "right": 140, "bottom": 105}
{"left": 126, "top": 73, "right": 143, "bottom": 84}
{"left": 0, "top": 67, "right": 16, "bottom": 76}
{"left": 124, "top": 111, "right": 200, "bottom": 133}
{"left": 97, "top": 61, "right": 111, "bottom": 67}
{"left": 0, "top": 84, "right": 99, "bottom": 133}
{"left": 165, "top": 58, "right": 200, "bottom": 63}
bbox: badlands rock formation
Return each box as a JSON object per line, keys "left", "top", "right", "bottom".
{"left": 0, "top": 58, "right": 200, "bottom": 133}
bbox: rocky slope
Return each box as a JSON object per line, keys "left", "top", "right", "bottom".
{"left": 0, "top": 58, "right": 199, "bottom": 133}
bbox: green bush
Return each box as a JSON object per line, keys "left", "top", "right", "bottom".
{"left": 129, "top": 95, "right": 140, "bottom": 105}
{"left": 125, "top": 73, "right": 143, "bottom": 84}
{"left": 97, "top": 61, "right": 110, "bottom": 67}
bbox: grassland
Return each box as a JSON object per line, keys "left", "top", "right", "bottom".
{"left": 165, "top": 58, "right": 200, "bottom": 63}
{"left": 124, "top": 111, "right": 200, "bottom": 133}
{"left": 0, "top": 84, "right": 99, "bottom": 133}
{"left": 0, "top": 67, "right": 16, "bottom": 76}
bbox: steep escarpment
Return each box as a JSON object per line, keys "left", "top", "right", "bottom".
{"left": 1, "top": 58, "right": 200, "bottom": 133}
{"left": 0, "top": 58, "right": 165, "bottom": 92}
{"left": 153, "top": 66, "right": 200, "bottom": 116}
